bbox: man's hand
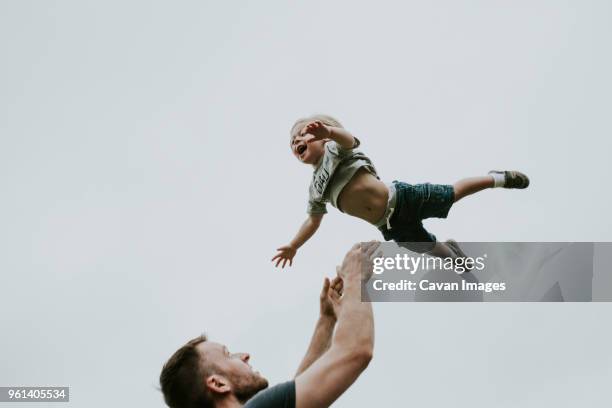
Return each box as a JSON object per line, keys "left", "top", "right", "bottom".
{"left": 338, "top": 241, "right": 380, "bottom": 282}
{"left": 320, "top": 276, "right": 343, "bottom": 320}
{"left": 271, "top": 245, "right": 297, "bottom": 268}
{"left": 301, "top": 120, "right": 331, "bottom": 143}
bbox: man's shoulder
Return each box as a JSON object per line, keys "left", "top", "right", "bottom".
{"left": 244, "top": 381, "right": 296, "bottom": 408}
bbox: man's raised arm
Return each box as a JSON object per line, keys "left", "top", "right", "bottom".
{"left": 294, "top": 242, "right": 378, "bottom": 408}
{"left": 295, "top": 277, "right": 343, "bottom": 377}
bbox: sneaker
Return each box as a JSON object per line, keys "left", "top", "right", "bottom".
{"left": 489, "top": 170, "right": 530, "bottom": 189}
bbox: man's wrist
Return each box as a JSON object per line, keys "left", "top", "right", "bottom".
{"left": 319, "top": 314, "right": 337, "bottom": 325}
{"left": 341, "top": 276, "right": 363, "bottom": 294}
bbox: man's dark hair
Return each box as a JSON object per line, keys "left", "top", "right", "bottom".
{"left": 160, "top": 335, "right": 214, "bottom": 408}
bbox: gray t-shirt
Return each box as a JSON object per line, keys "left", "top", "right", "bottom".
{"left": 244, "top": 381, "right": 295, "bottom": 408}
{"left": 307, "top": 138, "right": 378, "bottom": 214}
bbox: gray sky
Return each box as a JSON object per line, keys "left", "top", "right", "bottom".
{"left": 1, "top": 1, "right": 611, "bottom": 407}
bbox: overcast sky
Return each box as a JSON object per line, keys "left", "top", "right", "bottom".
{"left": 1, "top": 1, "right": 611, "bottom": 407}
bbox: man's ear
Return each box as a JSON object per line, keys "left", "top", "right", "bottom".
{"left": 205, "top": 374, "right": 231, "bottom": 395}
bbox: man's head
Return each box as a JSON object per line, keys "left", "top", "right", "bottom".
{"left": 289, "top": 114, "right": 343, "bottom": 165}
{"left": 160, "top": 335, "right": 268, "bottom": 408}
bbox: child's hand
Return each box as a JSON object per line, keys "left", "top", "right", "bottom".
{"left": 300, "top": 120, "right": 331, "bottom": 143}
{"left": 271, "top": 245, "right": 297, "bottom": 268}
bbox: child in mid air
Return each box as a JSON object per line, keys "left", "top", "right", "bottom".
{"left": 271, "top": 114, "right": 530, "bottom": 269}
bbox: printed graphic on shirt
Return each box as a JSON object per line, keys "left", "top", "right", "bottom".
{"left": 313, "top": 160, "right": 331, "bottom": 195}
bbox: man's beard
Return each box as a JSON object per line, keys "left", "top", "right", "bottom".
{"left": 231, "top": 371, "right": 269, "bottom": 403}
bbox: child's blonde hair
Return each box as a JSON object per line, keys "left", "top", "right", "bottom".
{"left": 289, "top": 114, "right": 343, "bottom": 145}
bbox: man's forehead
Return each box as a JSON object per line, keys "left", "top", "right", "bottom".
{"left": 197, "top": 341, "right": 225, "bottom": 355}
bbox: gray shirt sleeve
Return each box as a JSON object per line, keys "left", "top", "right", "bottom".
{"left": 244, "top": 381, "right": 296, "bottom": 408}
{"left": 307, "top": 198, "right": 328, "bottom": 214}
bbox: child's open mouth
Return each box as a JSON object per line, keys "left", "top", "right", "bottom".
{"left": 297, "top": 144, "right": 307, "bottom": 156}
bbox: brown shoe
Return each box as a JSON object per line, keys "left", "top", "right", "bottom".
{"left": 489, "top": 170, "right": 530, "bottom": 189}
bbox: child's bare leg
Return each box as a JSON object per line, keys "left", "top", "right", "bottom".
{"left": 454, "top": 170, "right": 530, "bottom": 202}
{"left": 453, "top": 176, "right": 494, "bottom": 202}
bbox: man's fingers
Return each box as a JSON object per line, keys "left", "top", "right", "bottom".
{"left": 329, "top": 274, "right": 343, "bottom": 295}
{"left": 362, "top": 241, "right": 377, "bottom": 255}
{"left": 321, "top": 277, "right": 330, "bottom": 298}
{"left": 336, "top": 279, "right": 344, "bottom": 296}
{"left": 331, "top": 276, "right": 343, "bottom": 293}
{"left": 363, "top": 241, "right": 381, "bottom": 258}
{"left": 330, "top": 279, "right": 343, "bottom": 299}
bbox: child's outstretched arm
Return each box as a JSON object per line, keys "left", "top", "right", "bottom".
{"left": 301, "top": 121, "right": 356, "bottom": 149}
{"left": 272, "top": 213, "right": 324, "bottom": 268}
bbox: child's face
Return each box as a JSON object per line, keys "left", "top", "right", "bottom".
{"left": 291, "top": 133, "right": 326, "bottom": 165}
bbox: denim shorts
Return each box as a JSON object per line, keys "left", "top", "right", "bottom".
{"left": 378, "top": 181, "right": 455, "bottom": 252}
